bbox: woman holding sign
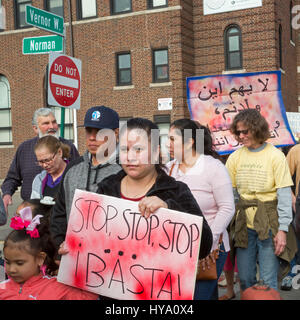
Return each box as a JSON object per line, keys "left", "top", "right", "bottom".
{"left": 165, "top": 119, "right": 235, "bottom": 300}
{"left": 96, "top": 117, "right": 213, "bottom": 261}
{"left": 226, "top": 109, "right": 297, "bottom": 292}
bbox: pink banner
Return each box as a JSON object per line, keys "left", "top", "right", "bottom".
{"left": 58, "top": 189, "right": 203, "bottom": 300}
{"left": 187, "top": 71, "right": 295, "bottom": 154}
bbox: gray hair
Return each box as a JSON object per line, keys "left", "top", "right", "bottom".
{"left": 32, "top": 108, "right": 55, "bottom": 126}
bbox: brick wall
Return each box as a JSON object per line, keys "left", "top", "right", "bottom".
{"left": 0, "top": 0, "right": 298, "bottom": 180}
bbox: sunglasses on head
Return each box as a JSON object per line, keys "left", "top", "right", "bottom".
{"left": 236, "top": 129, "right": 249, "bottom": 136}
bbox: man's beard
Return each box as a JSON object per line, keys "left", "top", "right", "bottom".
{"left": 38, "top": 128, "right": 60, "bottom": 139}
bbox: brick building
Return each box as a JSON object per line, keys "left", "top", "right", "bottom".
{"left": 0, "top": 0, "right": 298, "bottom": 179}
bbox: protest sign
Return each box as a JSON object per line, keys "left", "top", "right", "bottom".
{"left": 187, "top": 71, "right": 296, "bottom": 154}
{"left": 58, "top": 189, "right": 203, "bottom": 300}
{"left": 286, "top": 112, "right": 300, "bottom": 139}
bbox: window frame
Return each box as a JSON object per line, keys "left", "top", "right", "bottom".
{"left": 0, "top": 75, "right": 12, "bottom": 145}
{"left": 224, "top": 24, "right": 243, "bottom": 71}
{"left": 279, "top": 24, "right": 283, "bottom": 69}
{"left": 0, "top": 0, "right": 4, "bottom": 31}
{"left": 14, "top": 0, "right": 32, "bottom": 29}
{"left": 152, "top": 48, "right": 169, "bottom": 83}
{"left": 154, "top": 114, "right": 170, "bottom": 162}
{"left": 290, "top": 1, "right": 294, "bottom": 42}
{"left": 148, "top": 0, "right": 168, "bottom": 9}
{"left": 116, "top": 52, "right": 132, "bottom": 86}
{"left": 77, "top": 0, "right": 97, "bottom": 20}
{"left": 44, "top": 0, "right": 64, "bottom": 18}
{"left": 110, "top": 0, "right": 132, "bottom": 15}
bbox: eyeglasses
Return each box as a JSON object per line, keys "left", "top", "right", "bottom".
{"left": 35, "top": 152, "right": 57, "bottom": 166}
{"left": 236, "top": 129, "right": 249, "bottom": 136}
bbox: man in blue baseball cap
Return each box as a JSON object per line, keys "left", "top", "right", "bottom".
{"left": 50, "top": 106, "right": 121, "bottom": 251}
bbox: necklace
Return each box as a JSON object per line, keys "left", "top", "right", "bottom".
{"left": 123, "top": 172, "right": 157, "bottom": 198}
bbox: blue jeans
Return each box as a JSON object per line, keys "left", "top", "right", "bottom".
{"left": 236, "top": 228, "right": 279, "bottom": 291}
{"left": 194, "top": 243, "right": 228, "bottom": 300}
{"left": 287, "top": 237, "right": 300, "bottom": 277}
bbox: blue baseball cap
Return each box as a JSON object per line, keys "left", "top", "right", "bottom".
{"left": 80, "top": 106, "right": 119, "bottom": 130}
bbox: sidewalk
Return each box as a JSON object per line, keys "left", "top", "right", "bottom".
{"left": 0, "top": 191, "right": 23, "bottom": 241}
{"left": 218, "top": 272, "right": 300, "bottom": 300}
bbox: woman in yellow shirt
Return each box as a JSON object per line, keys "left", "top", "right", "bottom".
{"left": 226, "top": 109, "right": 295, "bottom": 292}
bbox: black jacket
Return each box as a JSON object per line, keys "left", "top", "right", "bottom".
{"left": 97, "top": 169, "right": 213, "bottom": 260}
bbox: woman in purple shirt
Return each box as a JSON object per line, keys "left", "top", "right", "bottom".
{"left": 166, "top": 118, "right": 235, "bottom": 300}
{"left": 30, "top": 135, "right": 70, "bottom": 204}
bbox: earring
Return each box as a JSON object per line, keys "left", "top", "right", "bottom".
{"left": 40, "top": 264, "right": 46, "bottom": 276}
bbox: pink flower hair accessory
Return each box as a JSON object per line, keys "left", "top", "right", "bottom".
{"left": 10, "top": 207, "right": 43, "bottom": 238}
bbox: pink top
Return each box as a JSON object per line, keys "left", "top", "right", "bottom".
{"left": 0, "top": 274, "right": 98, "bottom": 300}
{"left": 166, "top": 155, "right": 235, "bottom": 252}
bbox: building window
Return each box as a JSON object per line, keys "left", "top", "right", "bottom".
{"left": 148, "top": 0, "right": 168, "bottom": 9}
{"left": 290, "top": 1, "right": 293, "bottom": 42}
{"left": 51, "top": 107, "right": 74, "bottom": 141}
{"left": 154, "top": 115, "right": 170, "bottom": 163}
{"left": 0, "top": 0, "right": 5, "bottom": 31}
{"left": 15, "top": 0, "right": 31, "bottom": 29}
{"left": 153, "top": 49, "right": 169, "bottom": 83}
{"left": 77, "top": 0, "right": 97, "bottom": 19}
{"left": 111, "top": 0, "right": 132, "bottom": 15}
{"left": 116, "top": 52, "right": 132, "bottom": 86}
{"left": 0, "top": 75, "right": 12, "bottom": 145}
{"left": 45, "top": 0, "right": 64, "bottom": 17}
{"left": 279, "top": 24, "right": 283, "bottom": 69}
{"left": 224, "top": 25, "right": 243, "bottom": 70}
{"left": 119, "top": 116, "right": 132, "bottom": 131}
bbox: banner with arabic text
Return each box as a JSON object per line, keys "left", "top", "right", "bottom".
{"left": 187, "top": 71, "right": 296, "bottom": 154}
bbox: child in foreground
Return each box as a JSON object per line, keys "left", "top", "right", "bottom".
{"left": 0, "top": 206, "right": 98, "bottom": 300}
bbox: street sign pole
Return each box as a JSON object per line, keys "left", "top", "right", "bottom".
{"left": 25, "top": 4, "right": 67, "bottom": 138}
{"left": 68, "top": 0, "right": 78, "bottom": 149}
{"left": 60, "top": 29, "right": 66, "bottom": 138}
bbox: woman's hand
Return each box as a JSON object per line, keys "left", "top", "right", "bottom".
{"left": 138, "top": 196, "right": 168, "bottom": 218}
{"left": 199, "top": 252, "right": 216, "bottom": 271}
{"left": 273, "top": 230, "right": 287, "bottom": 256}
{"left": 58, "top": 241, "right": 69, "bottom": 256}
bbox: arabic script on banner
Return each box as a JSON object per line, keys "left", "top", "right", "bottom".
{"left": 187, "top": 71, "right": 295, "bottom": 154}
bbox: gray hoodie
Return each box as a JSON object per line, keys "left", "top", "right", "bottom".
{"left": 50, "top": 150, "right": 121, "bottom": 248}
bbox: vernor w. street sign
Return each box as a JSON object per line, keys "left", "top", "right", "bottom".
{"left": 25, "top": 4, "right": 64, "bottom": 36}
{"left": 23, "top": 35, "right": 63, "bottom": 55}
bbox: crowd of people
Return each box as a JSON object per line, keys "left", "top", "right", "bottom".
{"left": 0, "top": 105, "right": 299, "bottom": 300}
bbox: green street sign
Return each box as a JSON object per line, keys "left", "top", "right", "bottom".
{"left": 25, "top": 5, "right": 64, "bottom": 36}
{"left": 22, "top": 35, "right": 63, "bottom": 55}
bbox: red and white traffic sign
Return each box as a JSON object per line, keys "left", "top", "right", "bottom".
{"left": 48, "top": 52, "right": 82, "bottom": 109}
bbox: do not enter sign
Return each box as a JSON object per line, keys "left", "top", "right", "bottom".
{"left": 48, "top": 52, "right": 82, "bottom": 109}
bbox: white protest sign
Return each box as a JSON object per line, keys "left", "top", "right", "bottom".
{"left": 58, "top": 189, "right": 202, "bottom": 300}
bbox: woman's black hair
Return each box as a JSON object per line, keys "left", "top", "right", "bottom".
{"left": 21, "top": 199, "right": 52, "bottom": 221}
{"left": 119, "top": 117, "right": 165, "bottom": 173}
{"left": 170, "top": 118, "right": 221, "bottom": 160}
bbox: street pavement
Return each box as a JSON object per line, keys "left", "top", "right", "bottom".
{"left": 0, "top": 190, "right": 23, "bottom": 242}
{"left": 218, "top": 273, "right": 300, "bottom": 300}
{"left": 0, "top": 190, "right": 299, "bottom": 299}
